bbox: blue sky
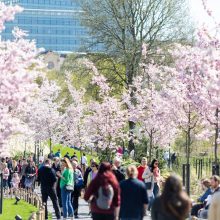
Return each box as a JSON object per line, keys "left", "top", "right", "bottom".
{"left": 190, "top": 0, "right": 220, "bottom": 29}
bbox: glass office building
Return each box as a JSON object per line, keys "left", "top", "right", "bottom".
{"left": 1, "top": 0, "right": 91, "bottom": 53}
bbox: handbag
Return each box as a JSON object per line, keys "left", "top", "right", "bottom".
{"left": 65, "top": 184, "right": 74, "bottom": 192}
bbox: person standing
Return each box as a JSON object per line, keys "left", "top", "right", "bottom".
{"left": 84, "top": 162, "right": 120, "bottom": 220}
{"left": 24, "top": 160, "right": 36, "bottom": 190}
{"left": 11, "top": 173, "right": 20, "bottom": 195}
{"left": 20, "top": 159, "right": 28, "bottom": 188}
{"left": 8, "top": 160, "right": 19, "bottom": 189}
{"left": 84, "top": 159, "right": 95, "bottom": 188}
{"left": 112, "top": 158, "right": 125, "bottom": 183}
{"left": 2, "top": 163, "right": 9, "bottom": 193}
{"left": 56, "top": 158, "right": 74, "bottom": 220}
{"left": 37, "top": 159, "right": 61, "bottom": 220}
{"left": 72, "top": 160, "right": 83, "bottom": 218}
{"left": 120, "top": 165, "right": 148, "bottom": 220}
{"left": 151, "top": 175, "right": 191, "bottom": 220}
{"left": 80, "top": 153, "right": 88, "bottom": 175}
{"left": 137, "top": 157, "right": 148, "bottom": 182}
{"left": 64, "top": 152, "right": 71, "bottom": 160}
{"left": 55, "top": 149, "right": 61, "bottom": 158}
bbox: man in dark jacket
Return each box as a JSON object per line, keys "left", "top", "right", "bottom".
{"left": 112, "top": 157, "right": 125, "bottom": 183}
{"left": 38, "top": 159, "right": 61, "bottom": 220}
{"left": 120, "top": 165, "right": 148, "bottom": 220}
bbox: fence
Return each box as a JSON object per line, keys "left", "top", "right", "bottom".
{"left": 5, "top": 188, "right": 45, "bottom": 220}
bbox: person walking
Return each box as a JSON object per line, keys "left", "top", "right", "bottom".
{"left": 72, "top": 160, "right": 84, "bottom": 218}
{"left": 137, "top": 157, "right": 148, "bottom": 182}
{"left": 52, "top": 157, "right": 62, "bottom": 209}
{"left": 120, "top": 165, "right": 148, "bottom": 220}
{"left": 112, "top": 157, "right": 125, "bottom": 183}
{"left": 86, "top": 162, "right": 99, "bottom": 187}
{"left": 151, "top": 175, "right": 191, "bottom": 220}
{"left": 142, "top": 159, "right": 160, "bottom": 211}
{"left": 56, "top": 158, "right": 74, "bottom": 220}
{"left": 84, "top": 162, "right": 120, "bottom": 220}
{"left": 38, "top": 159, "right": 61, "bottom": 220}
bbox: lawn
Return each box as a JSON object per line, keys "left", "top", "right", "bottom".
{"left": 0, "top": 198, "right": 38, "bottom": 220}
{"left": 52, "top": 144, "right": 98, "bottom": 163}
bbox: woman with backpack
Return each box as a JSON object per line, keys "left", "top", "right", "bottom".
{"left": 84, "top": 162, "right": 120, "bottom": 220}
{"left": 71, "top": 160, "right": 84, "bottom": 218}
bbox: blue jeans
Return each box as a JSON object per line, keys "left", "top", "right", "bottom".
{"left": 148, "top": 183, "right": 159, "bottom": 211}
{"left": 61, "top": 187, "right": 74, "bottom": 218}
{"left": 153, "top": 183, "right": 159, "bottom": 197}
{"left": 148, "top": 195, "right": 154, "bottom": 211}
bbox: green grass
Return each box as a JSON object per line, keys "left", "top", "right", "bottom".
{"left": 0, "top": 198, "right": 38, "bottom": 220}
{"left": 52, "top": 144, "right": 97, "bottom": 163}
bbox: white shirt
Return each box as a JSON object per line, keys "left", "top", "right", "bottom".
{"left": 81, "top": 156, "right": 87, "bottom": 165}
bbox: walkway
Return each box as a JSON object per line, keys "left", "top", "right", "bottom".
{"left": 47, "top": 197, "right": 151, "bottom": 220}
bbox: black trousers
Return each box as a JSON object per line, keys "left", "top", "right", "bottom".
{"left": 71, "top": 188, "right": 80, "bottom": 216}
{"left": 92, "top": 213, "right": 114, "bottom": 220}
{"left": 56, "top": 179, "right": 62, "bottom": 208}
{"left": 41, "top": 188, "right": 61, "bottom": 219}
{"left": 191, "top": 203, "right": 204, "bottom": 217}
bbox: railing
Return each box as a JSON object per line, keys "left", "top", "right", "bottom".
{"left": 5, "top": 188, "right": 45, "bottom": 220}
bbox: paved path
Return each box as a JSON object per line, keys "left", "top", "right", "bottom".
{"left": 47, "top": 197, "right": 151, "bottom": 220}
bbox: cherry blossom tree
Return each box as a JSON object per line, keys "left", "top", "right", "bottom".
{"left": 0, "top": 3, "right": 42, "bottom": 147}
{"left": 83, "top": 60, "right": 128, "bottom": 159}
{"left": 62, "top": 73, "right": 90, "bottom": 150}
{"left": 124, "top": 63, "right": 178, "bottom": 161}
{"left": 171, "top": 29, "right": 220, "bottom": 164}
{"left": 20, "top": 79, "right": 63, "bottom": 153}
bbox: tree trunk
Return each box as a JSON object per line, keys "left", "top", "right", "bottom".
{"left": 149, "top": 130, "right": 153, "bottom": 162}
{"left": 214, "top": 108, "right": 219, "bottom": 164}
{"left": 128, "top": 121, "right": 135, "bottom": 152}
{"left": 49, "top": 137, "right": 52, "bottom": 153}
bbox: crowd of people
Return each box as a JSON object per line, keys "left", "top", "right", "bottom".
{"left": 1, "top": 151, "right": 220, "bottom": 220}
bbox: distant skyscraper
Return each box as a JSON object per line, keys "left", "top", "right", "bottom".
{"left": 1, "top": 0, "right": 91, "bottom": 53}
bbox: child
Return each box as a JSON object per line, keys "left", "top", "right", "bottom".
{"left": 11, "top": 173, "right": 20, "bottom": 195}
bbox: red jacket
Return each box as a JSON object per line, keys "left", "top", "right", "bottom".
{"left": 137, "top": 165, "right": 146, "bottom": 181}
{"left": 84, "top": 174, "right": 120, "bottom": 214}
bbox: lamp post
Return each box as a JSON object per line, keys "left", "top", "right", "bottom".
{"left": 0, "top": 172, "right": 3, "bottom": 214}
